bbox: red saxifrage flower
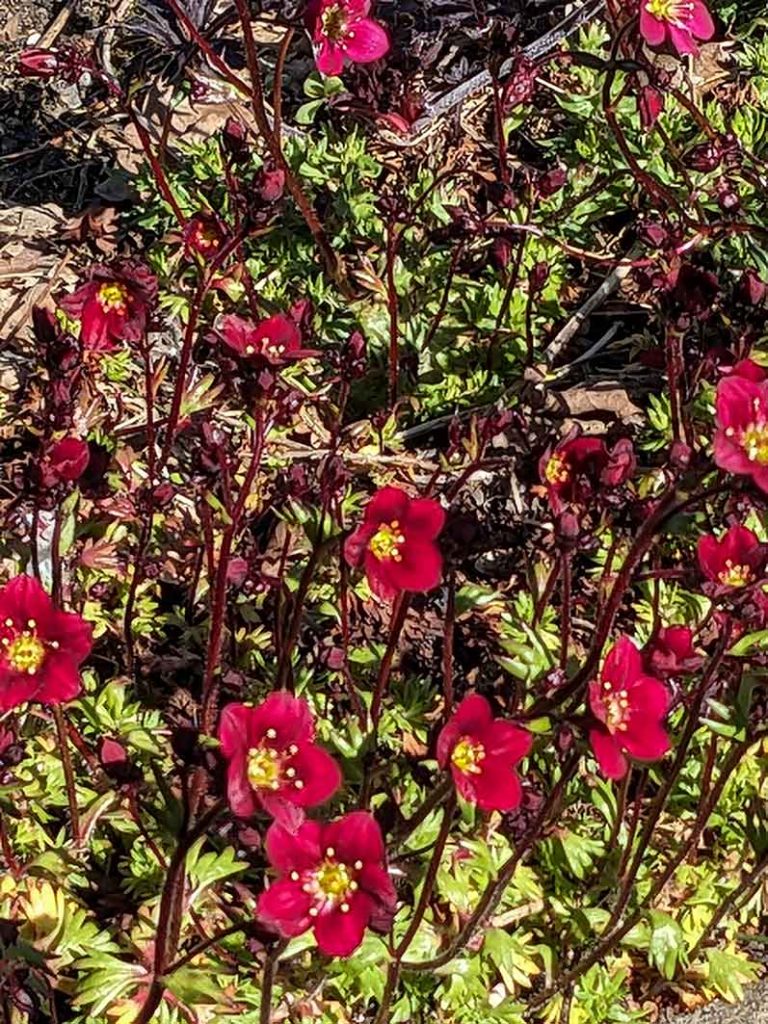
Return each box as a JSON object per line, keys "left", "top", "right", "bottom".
{"left": 0, "top": 576, "right": 92, "bottom": 712}
{"left": 39, "top": 437, "right": 90, "bottom": 488}
{"left": 437, "top": 694, "right": 531, "bottom": 812}
{"left": 697, "top": 524, "right": 765, "bottom": 590}
{"left": 258, "top": 811, "right": 396, "bottom": 957}
{"left": 218, "top": 694, "right": 341, "bottom": 830}
{"left": 182, "top": 213, "right": 223, "bottom": 259}
{"left": 713, "top": 375, "right": 768, "bottom": 493}
{"left": 643, "top": 626, "right": 702, "bottom": 678}
{"left": 216, "top": 313, "right": 320, "bottom": 367}
{"left": 306, "top": 0, "right": 390, "bottom": 77}
{"left": 344, "top": 486, "right": 445, "bottom": 600}
{"left": 639, "top": 0, "right": 715, "bottom": 56}
{"left": 588, "top": 636, "right": 671, "bottom": 781}
{"left": 58, "top": 260, "right": 157, "bottom": 352}
{"left": 539, "top": 435, "right": 635, "bottom": 511}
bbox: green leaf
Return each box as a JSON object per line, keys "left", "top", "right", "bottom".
{"left": 648, "top": 910, "right": 685, "bottom": 981}
{"left": 706, "top": 948, "right": 760, "bottom": 1002}
{"left": 728, "top": 629, "right": 768, "bottom": 656}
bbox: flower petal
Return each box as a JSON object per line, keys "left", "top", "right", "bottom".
{"left": 313, "top": 894, "right": 372, "bottom": 956}
{"left": 248, "top": 692, "right": 315, "bottom": 747}
{"left": 589, "top": 728, "right": 628, "bottom": 780}
{"left": 218, "top": 703, "right": 251, "bottom": 758}
{"left": 628, "top": 676, "right": 670, "bottom": 718}
{"left": 639, "top": 8, "right": 666, "bottom": 45}
{"left": 288, "top": 743, "right": 342, "bottom": 807}
{"left": 471, "top": 756, "right": 523, "bottom": 812}
{"left": 436, "top": 694, "right": 493, "bottom": 767}
{"left": 344, "top": 18, "right": 390, "bottom": 64}
{"left": 34, "top": 655, "right": 82, "bottom": 704}
{"left": 363, "top": 487, "right": 410, "bottom": 527}
{"left": 257, "top": 878, "right": 312, "bottom": 936}
{"left": 689, "top": 0, "right": 715, "bottom": 39}
{"left": 316, "top": 41, "right": 345, "bottom": 75}
{"left": 265, "top": 819, "right": 323, "bottom": 872}
{"left": 321, "top": 811, "right": 385, "bottom": 865}
{"left": 622, "top": 717, "right": 670, "bottom": 761}
{"left": 602, "top": 636, "right": 643, "bottom": 689}
{"left": 483, "top": 720, "right": 532, "bottom": 763}
{"left": 404, "top": 498, "right": 445, "bottom": 540}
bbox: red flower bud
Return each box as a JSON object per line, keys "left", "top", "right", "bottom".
{"left": 18, "top": 48, "right": 60, "bottom": 78}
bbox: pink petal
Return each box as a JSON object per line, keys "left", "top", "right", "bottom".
{"left": 483, "top": 720, "right": 532, "bottom": 763}
{"left": 316, "top": 41, "right": 345, "bottom": 76}
{"left": 622, "top": 718, "right": 670, "bottom": 761}
{"left": 288, "top": 743, "right": 342, "bottom": 807}
{"left": 715, "top": 377, "right": 763, "bottom": 432}
{"left": 602, "top": 636, "right": 643, "bottom": 689}
{"left": 436, "top": 694, "right": 492, "bottom": 767}
{"left": 313, "top": 894, "right": 373, "bottom": 956}
{"left": 386, "top": 539, "right": 443, "bottom": 593}
{"left": 721, "top": 524, "right": 759, "bottom": 564}
{"left": 344, "top": 524, "right": 376, "bottom": 569}
{"left": 639, "top": 8, "right": 666, "bottom": 46}
{"left": 588, "top": 679, "right": 608, "bottom": 723}
{"left": 471, "top": 756, "right": 523, "bottom": 812}
{"left": 363, "top": 487, "right": 410, "bottom": 527}
{"left": 628, "top": 676, "right": 670, "bottom": 718}
{"left": 257, "top": 879, "right": 312, "bottom": 936}
{"left": 80, "top": 300, "right": 112, "bottom": 350}
{"left": 713, "top": 431, "right": 753, "bottom": 474}
{"left": 668, "top": 24, "right": 699, "bottom": 55}
{"left": 265, "top": 820, "right": 323, "bottom": 872}
{"left": 34, "top": 654, "right": 82, "bottom": 705}
{"left": 589, "top": 728, "right": 628, "bottom": 780}
{"left": 357, "top": 862, "right": 397, "bottom": 910}
{"left": 0, "top": 670, "right": 41, "bottom": 712}
{"left": 697, "top": 534, "right": 721, "bottom": 581}
{"left": 322, "top": 811, "right": 385, "bottom": 865}
{"left": 225, "top": 754, "right": 257, "bottom": 818}
{"left": 404, "top": 498, "right": 445, "bottom": 540}
{"left": 689, "top": 0, "right": 715, "bottom": 40}
{"left": 344, "top": 17, "right": 390, "bottom": 64}
{"left": 248, "top": 692, "right": 315, "bottom": 747}
{"left": 259, "top": 793, "right": 306, "bottom": 832}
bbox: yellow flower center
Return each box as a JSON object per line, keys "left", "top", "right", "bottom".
{"left": 717, "top": 561, "right": 752, "bottom": 588}
{"left": 601, "top": 683, "right": 630, "bottom": 734}
{"left": 321, "top": 3, "right": 348, "bottom": 41}
{"left": 545, "top": 453, "right": 570, "bottom": 485}
{"left": 645, "top": 0, "right": 692, "bottom": 22}
{"left": 5, "top": 632, "right": 46, "bottom": 675}
{"left": 451, "top": 737, "right": 485, "bottom": 775}
{"left": 315, "top": 859, "right": 352, "bottom": 899}
{"left": 97, "top": 282, "right": 129, "bottom": 314}
{"left": 368, "top": 521, "right": 405, "bottom": 563}
{"left": 741, "top": 422, "right": 768, "bottom": 465}
{"left": 247, "top": 746, "right": 282, "bottom": 790}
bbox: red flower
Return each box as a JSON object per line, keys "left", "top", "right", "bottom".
{"left": 728, "top": 358, "right": 766, "bottom": 383}
{"left": 436, "top": 694, "right": 531, "bottom": 811}
{"left": 643, "top": 626, "right": 702, "bottom": 678}
{"left": 637, "top": 84, "right": 665, "bottom": 129}
{"left": 539, "top": 436, "right": 607, "bottom": 510}
{"left": 58, "top": 261, "right": 157, "bottom": 352}
{"left": 343, "top": 486, "right": 445, "bottom": 600}
{"left": 218, "top": 694, "right": 341, "bottom": 830}
{"left": 217, "top": 313, "right": 320, "bottom": 367}
{"left": 713, "top": 376, "right": 768, "bottom": 493}
{"left": 697, "top": 524, "right": 764, "bottom": 590}
{"left": 306, "top": 0, "right": 389, "bottom": 76}
{"left": 18, "top": 48, "right": 60, "bottom": 78}
{"left": 0, "top": 576, "right": 92, "bottom": 712}
{"left": 639, "top": 0, "right": 714, "bottom": 56}
{"left": 39, "top": 437, "right": 90, "bottom": 487}
{"left": 182, "top": 214, "right": 223, "bottom": 258}
{"left": 258, "top": 811, "right": 396, "bottom": 956}
{"left": 588, "top": 636, "right": 671, "bottom": 780}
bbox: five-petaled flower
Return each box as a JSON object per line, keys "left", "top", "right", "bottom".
{"left": 39, "top": 437, "right": 90, "bottom": 488}
{"left": 58, "top": 260, "right": 157, "bottom": 352}
{"left": 643, "top": 626, "right": 702, "bottom": 678}
{"left": 697, "top": 524, "right": 764, "bottom": 591}
{"left": 588, "top": 636, "right": 671, "bottom": 780}
{"left": 639, "top": 0, "right": 715, "bottom": 56}
{"left": 437, "top": 694, "right": 531, "bottom": 811}
{"left": 0, "top": 576, "right": 92, "bottom": 713}
{"left": 306, "top": 0, "right": 390, "bottom": 77}
{"left": 218, "top": 694, "right": 341, "bottom": 830}
{"left": 344, "top": 486, "right": 445, "bottom": 600}
{"left": 217, "top": 313, "right": 320, "bottom": 367}
{"left": 258, "top": 810, "right": 396, "bottom": 956}
{"left": 713, "top": 375, "right": 768, "bottom": 493}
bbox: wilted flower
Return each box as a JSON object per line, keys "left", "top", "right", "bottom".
{"left": 588, "top": 636, "right": 671, "bottom": 780}
{"left": 697, "top": 524, "right": 765, "bottom": 590}
{"left": 738, "top": 270, "right": 767, "bottom": 307}
{"left": 713, "top": 375, "right": 768, "bottom": 493}
{"left": 639, "top": 0, "right": 715, "bottom": 56}
{"left": 258, "top": 811, "right": 396, "bottom": 956}
{"left": 38, "top": 437, "right": 90, "bottom": 488}
{"left": 218, "top": 694, "right": 341, "bottom": 830}
{"left": 306, "top": 0, "right": 389, "bottom": 76}
{"left": 637, "top": 83, "right": 664, "bottom": 129}
{"left": 540, "top": 436, "right": 607, "bottom": 510}
{"left": 58, "top": 260, "right": 157, "bottom": 352}
{"left": 643, "top": 626, "right": 703, "bottom": 678}
{"left": 18, "top": 48, "right": 61, "bottom": 78}
{"left": 0, "top": 576, "right": 92, "bottom": 712}
{"left": 216, "top": 313, "right": 320, "bottom": 367}
{"left": 344, "top": 487, "right": 445, "bottom": 600}
{"left": 436, "top": 694, "right": 531, "bottom": 811}
{"left": 182, "top": 214, "right": 223, "bottom": 258}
